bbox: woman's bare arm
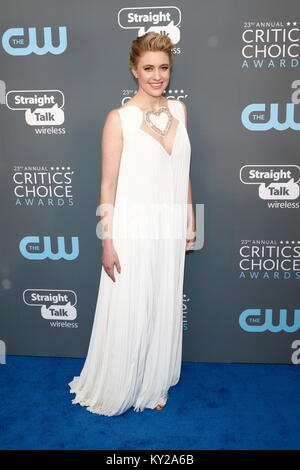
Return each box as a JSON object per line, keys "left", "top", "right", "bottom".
{"left": 99, "top": 108, "right": 123, "bottom": 248}
{"left": 187, "top": 178, "right": 196, "bottom": 237}
{"left": 180, "top": 101, "right": 196, "bottom": 244}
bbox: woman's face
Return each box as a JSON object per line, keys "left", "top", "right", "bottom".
{"left": 132, "top": 51, "right": 171, "bottom": 96}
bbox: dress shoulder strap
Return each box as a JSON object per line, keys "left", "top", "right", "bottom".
{"left": 117, "top": 105, "right": 142, "bottom": 138}
{"left": 168, "top": 99, "right": 185, "bottom": 125}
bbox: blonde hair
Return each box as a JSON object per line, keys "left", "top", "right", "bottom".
{"left": 129, "top": 32, "right": 174, "bottom": 71}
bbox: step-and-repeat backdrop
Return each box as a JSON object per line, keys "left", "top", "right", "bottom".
{"left": 1, "top": 0, "right": 300, "bottom": 364}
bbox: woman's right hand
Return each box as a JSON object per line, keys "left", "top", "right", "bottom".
{"left": 102, "top": 242, "right": 121, "bottom": 282}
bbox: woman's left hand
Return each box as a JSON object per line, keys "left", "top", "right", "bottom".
{"left": 185, "top": 236, "right": 196, "bottom": 251}
{"left": 186, "top": 207, "right": 196, "bottom": 251}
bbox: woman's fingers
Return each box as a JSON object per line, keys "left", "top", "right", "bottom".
{"left": 116, "top": 258, "right": 121, "bottom": 274}
{"left": 110, "top": 266, "right": 116, "bottom": 282}
{"left": 105, "top": 259, "right": 121, "bottom": 282}
{"left": 185, "top": 239, "right": 196, "bottom": 251}
{"left": 104, "top": 264, "right": 115, "bottom": 282}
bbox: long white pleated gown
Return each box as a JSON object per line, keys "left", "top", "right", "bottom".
{"left": 68, "top": 99, "right": 191, "bottom": 416}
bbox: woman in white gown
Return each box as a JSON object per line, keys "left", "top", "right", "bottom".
{"left": 69, "top": 32, "right": 196, "bottom": 416}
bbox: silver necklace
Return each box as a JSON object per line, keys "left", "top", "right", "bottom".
{"left": 144, "top": 105, "right": 173, "bottom": 136}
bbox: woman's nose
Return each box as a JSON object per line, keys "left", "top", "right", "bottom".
{"left": 153, "top": 70, "right": 161, "bottom": 80}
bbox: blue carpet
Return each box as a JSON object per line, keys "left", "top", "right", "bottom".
{"left": 0, "top": 356, "right": 299, "bottom": 450}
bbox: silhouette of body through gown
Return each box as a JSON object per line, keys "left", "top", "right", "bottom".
{"left": 68, "top": 99, "right": 191, "bottom": 416}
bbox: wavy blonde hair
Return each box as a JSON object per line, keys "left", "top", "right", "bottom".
{"left": 129, "top": 32, "right": 174, "bottom": 71}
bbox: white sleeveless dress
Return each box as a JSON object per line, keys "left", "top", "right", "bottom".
{"left": 68, "top": 99, "right": 191, "bottom": 416}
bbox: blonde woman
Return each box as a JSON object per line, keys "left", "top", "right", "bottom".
{"left": 69, "top": 32, "right": 195, "bottom": 416}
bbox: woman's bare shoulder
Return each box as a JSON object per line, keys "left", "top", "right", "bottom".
{"left": 102, "top": 107, "right": 123, "bottom": 137}
{"left": 117, "top": 100, "right": 135, "bottom": 110}
{"left": 103, "top": 106, "right": 123, "bottom": 123}
{"left": 103, "top": 103, "right": 131, "bottom": 124}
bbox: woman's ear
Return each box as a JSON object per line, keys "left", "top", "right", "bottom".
{"left": 131, "top": 67, "right": 138, "bottom": 79}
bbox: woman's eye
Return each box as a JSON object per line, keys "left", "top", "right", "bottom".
{"left": 144, "top": 67, "right": 169, "bottom": 71}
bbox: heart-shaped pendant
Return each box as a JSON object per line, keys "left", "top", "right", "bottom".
{"left": 145, "top": 106, "right": 173, "bottom": 136}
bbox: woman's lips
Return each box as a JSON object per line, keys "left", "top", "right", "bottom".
{"left": 149, "top": 82, "right": 163, "bottom": 88}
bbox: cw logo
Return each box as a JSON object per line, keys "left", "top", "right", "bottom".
{"left": 239, "top": 308, "right": 300, "bottom": 332}
{"left": 241, "top": 103, "right": 300, "bottom": 131}
{"left": 2, "top": 26, "right": 67, "bottom": 56}
{"left": 19, "top": 236, "right": 79, "bottom": 260}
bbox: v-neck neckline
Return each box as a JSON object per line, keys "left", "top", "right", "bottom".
{"left": 122, "top": 100, "right": 181, "bottom": 157}
{"left": 138, "top": 123, "right": 181, "bottom": 158}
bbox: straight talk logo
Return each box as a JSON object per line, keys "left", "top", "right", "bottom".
{"left": 118, "top": 6, "right": 182, "bottom": 44}
{"left": 0, "top": 80, "right": 66, "bottom": 130}
{"left": 239, "top": 165, "right": 300, "bottom": 208}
